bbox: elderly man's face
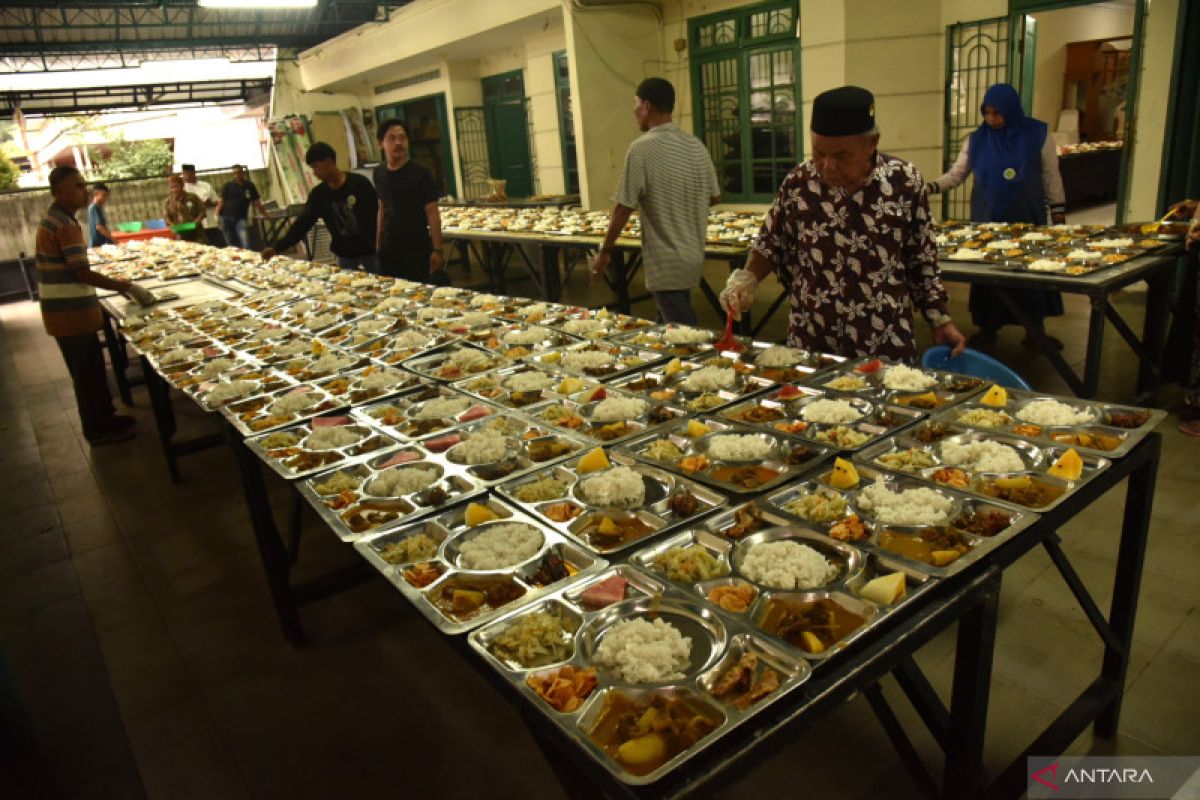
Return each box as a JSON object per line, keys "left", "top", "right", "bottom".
{"left": 810, "top": 132, "right": 878, "bottom": 191}
{"left": 182, "top": 168, "right": 197, "bottom": 183}
{"left": 382, "top": 125, "right": 409, "bottom": 162}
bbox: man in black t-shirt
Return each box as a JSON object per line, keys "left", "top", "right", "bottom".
{"left": 216, "top": 165, "right": 267, "bottom": 249}
{"left": 262, "top": 142, "right": 379, "bottom": 271}
{"left": 373, "top": 119, "right": 447, "bottom": 283}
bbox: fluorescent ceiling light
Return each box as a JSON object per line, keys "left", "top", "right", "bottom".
{"left": 198, "top": 0, "right": 317, "bottom": 8}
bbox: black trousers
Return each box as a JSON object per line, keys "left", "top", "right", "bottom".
{"left": 378, "top": 248, "right": 451, "bottom": 286}
{"left": 56, "top": 333, "right": 115, "bottom": 440}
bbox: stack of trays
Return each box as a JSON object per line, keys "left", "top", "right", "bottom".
{"left": 931, "top": 390, "right": 1165, "bottom": 458}
{"left": 855, "top": 427, "right": 1110, "bottom": 512}
{"left": 246, "top": 415, "right": 403, "bottom": 480}
{"left": 497, "top": 448, "right": 727, "bottom": 556}
{"left": 718, "top": 385, "right": 925, "bottom": 452}
{"left": 621, "top": 416, "right": 834, "bottom": 496}
{"left": 355, "top": 497, "right": 608, "bottom": 634}
{"left": 804, "top": 357, "right": 987, "bottom": 410}
{"left": 759, "top": 462, "right": 1038, "bottom": 577}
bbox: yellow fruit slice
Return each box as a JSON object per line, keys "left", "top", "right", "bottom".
{"left": 664, "top": 358, "right": 684, "bottom": 376}
{"left": 931, "top": 550, "right": 963, "bottom": 567}
{"left": 597, "top": 516, "right": 619, "bottom": 536}
{"left": 557, "top": 376, "right": 584, "bottom": 394}
{"left": 616, "top": 732, "right": 666, "bottom": 767}
{"left": 1048, "top": 448, "right": 1083, "bottom": 480}
{"left": 859, "top": 572, "right": 907, "bottom": 605}
{"left": 542, "top": 352, "right": 561, "bottom": 363}
{"left": 828, "top": 457, "right": 859, "bottom": 490}
{"left": 596, "top": 308, "right": 611, "bottom": 319}
{"left": 686, "top": 419, "right": 711, "bottom": 438}
{"left": 994, "top": 475, "right": 1032, "bottom": 490}
{"left": 980, "top": 384, "right": 1007, "bottom": 407}
{"left": 799, "top": 631, "right": 826, "bottom": 654}
{"left": 577, "top": 447, "right": 610, "bottom": 473}
{"left": 464, "top": 502, "right": 498, "bottom": 527}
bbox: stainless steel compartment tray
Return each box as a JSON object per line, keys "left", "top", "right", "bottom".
{"left": 803, "top": 356, "right": 988, "bottom": 410}
{"left": 354, "top": 497, "right": 608, "bottom": 635}
{"left": 619, "top": 416, "right": 834, "bottom": 496}
{"left": 245, "top": 417, "right": 404, "bottom": 481}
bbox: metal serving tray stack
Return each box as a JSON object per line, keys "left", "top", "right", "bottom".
{"left": 718, "top": 385, "right": 925, "bottom": 453}
{"left": 497, "top": 448, "right": 727, "bottom": 557}
{"left": 620, "top": 416, "right": 834, "bottom": 497}
{"left": 759, "top": 462, "right": 1038, "bottom": 578}
{"left": 854, "top": 427, "right": 1110, "bottom": 513}
{"left": 931, "top": 390, "right": 1166, "bottom": 459}
{"left": 356, "top": 497, "right": 609, "bottom": 634}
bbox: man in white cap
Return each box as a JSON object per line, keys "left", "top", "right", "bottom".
{"left": 720, "top": 85, "right": 964, "bottom": 360}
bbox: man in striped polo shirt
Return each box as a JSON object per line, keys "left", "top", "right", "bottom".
{"left": 592, "top": 77, "right": 721, "bottom": 325}
{"left": 37, "top": 166, "right": 155, "bottom": 446}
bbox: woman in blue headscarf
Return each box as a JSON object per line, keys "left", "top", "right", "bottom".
{"left": 928, "top": 83, "right": 1067, "bottom": 349}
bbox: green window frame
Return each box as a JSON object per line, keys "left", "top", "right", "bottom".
{"left": 690, "top": 0, "right": 801, "bottom": 202}
{"left": 553, "top": 50, "right": 579, "bottom": 194}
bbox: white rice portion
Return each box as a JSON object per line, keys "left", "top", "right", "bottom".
{"left": 357, "top": 369, "right": 406, "bottom": 390}
{"left": 418, "top": 307, "right": 453, "bottom": 320}
{"left": 457, "top": 522, "right": 544, "bottom": 570}
{"left": 1016, "top": 399, "right": 1096, "bottom": 426}
{"left": 412, "top": 396, "right": 470, "bottom": 420}
{"left": 855, "top": 477, "right": 954, "bottom": 526}
{"left": 593, "top": 618, "right": 692, "bottom": 684}
{"left": 580, "top": 466, "right": 646, "bottom": 508}
{"left": 520, "top": 302, "right": 549, "bottom": 317}
{"left": 590, "top": 397, "right": 647, "bottom": 422}
{"left": 160, "top": 348, "right": 200, "bottom": 366}
{"left": 663, "top": 325, "right": 712, "bottom": 344}
{"left": 740, "top": 540, "right": 837, "bottom": 590}
{"left": 504, "top": 371, "right": 556, "bottom": 392}
{"left": 304, "top": 312, "right": 338, "bottom": 330}
{"left": 270, "top": 392, "right": 320, "bottom": 415}
{"left": 197, "top": 357, "right": 237, "bottom": 378}
{"left": 368, "top": 465, "right": 440, "bottom": 496}
{"left": 682, "top": 366, "right": 736, "bottom": 392}
{"left": 273, "top": 339, "right": 310, "bottom": 357}
{"left": 801, "top": 398, "right": 863, "bottom": 424}
{"left": 448, "top": 432, "right": 510, "bottom": 464}
{"left": 393, "top": 330, "right": 432, "bottom": 349}
{"left": 355, "top": 319, "right": 392, "bottom": 336}
{"left": 706, "top": 434, "right": 773, "bottom": 461}
{"left": 457, "top": 311, "right": 493, "bottom": 327}
{"left": 882, "top": 365, "right": 937, "bottom": 391}
{"left": 448, "top": 348, "right": 491, "bottom": 370}
{"left": 502, "top": 328, "right": 547, "bottom": 346}
{"left": 205, "top": 380, "right": 255, "bottom": 405}
{"left": 1027, "top": 259, "right": 1066, "bottom": 272}
{"left": 432, "top": 286, "right": 460, "bottom": 298}
{"left": 949, "top": 248, "right": 987, "bottom": 260}
{"left": 562, "top": 318, "right": 606, "bottom": 335}
{"left": 756, "top": 345, "right": 806, "bottom": 367}
{"left": 304, "top": 426, "right": 363, "bottom": 450}
{"left": 561, "top": 350, "right": 613, "bottom": 372}
{"left": 940, "top": 439, "right": 1025, "bottom": 473}
{"left": 308, "top": 353, "right": 356, "bottom": 374}
{"left": 1066, "top": 250, "right": 1102, "bottom": 261}
{"left": 471, "top": 293, "right": 500, "bottom": 307}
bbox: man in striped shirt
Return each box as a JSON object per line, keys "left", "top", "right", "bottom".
{"left": 592, "top": 77, "right": 720, "bottom": 324}
{"left": 37, "top": 165, "right": 155, "bottom": 446}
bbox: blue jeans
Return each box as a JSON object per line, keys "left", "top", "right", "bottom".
{"left": 336, "top": 253, "right": 377, "bottom": 272}
{"left": 220, "top": 217, "right": 248, "bottom": 249}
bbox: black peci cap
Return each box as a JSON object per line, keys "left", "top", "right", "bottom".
{"left": 181, "top": 163, "right": 196, "bottom": 171}
{"left": 810, "top": 86, "right": 876, "bottom": 136}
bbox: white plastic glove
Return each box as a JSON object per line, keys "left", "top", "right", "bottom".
{"left": 719, "top": 268, "right": 759, "bottom": 319}
{"left": 128, "top": 284, "right": 157, "bottom": 306}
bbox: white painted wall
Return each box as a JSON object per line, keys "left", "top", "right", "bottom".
{"left": 1029, "top": 4, "right": 1136, "bottom": 131}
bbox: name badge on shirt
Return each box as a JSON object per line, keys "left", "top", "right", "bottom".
{"left": 347, "top": 195, "right": 356, "bottom": 206}
{"left": 1003, "top": 167, "right": 1017, "bottom": 180}
{"left": 245, "top": 191, "right": 251, "bottom": 199}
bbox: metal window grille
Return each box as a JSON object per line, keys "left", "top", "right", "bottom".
{"left": 454, "top": 106, "right": 491, "bottom": 200}
{"left": 942, "top": 16, "right": 1011, "bottom": 221}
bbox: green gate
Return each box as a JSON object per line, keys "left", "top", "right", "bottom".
{"left": 482, "top": 70, "right": 534, "bottom": 198}
{"left": 454, "top": 106, "right": 491, "bottom": 200}
{"left": 941, "top": 16, "right": 1011, "bottom": 221}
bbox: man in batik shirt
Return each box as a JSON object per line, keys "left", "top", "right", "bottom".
{"left": 721, "top": 86, "right": 965, "bottom": 361}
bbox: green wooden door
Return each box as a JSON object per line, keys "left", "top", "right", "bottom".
{"left": 482, "top": 70, "right": 533, "bottom": 198}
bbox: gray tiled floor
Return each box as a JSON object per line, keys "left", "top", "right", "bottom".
{"left": 1, "top": 260, "right": 1197, "bottom": 799}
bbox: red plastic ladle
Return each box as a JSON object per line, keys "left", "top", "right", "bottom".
{"left": 715, "top": 309, "right": 744, "bottom": 352}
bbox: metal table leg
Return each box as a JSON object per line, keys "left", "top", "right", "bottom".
{"left": 610, "top": 251, "right": 631, "bottom": 313}
{"left": 1082, "top": 293, "right": 1108, "bottom": 398}
{"left": 142, "top": 357, "right": 181, "bottom": 483}
{"left": 542, "top": 245, "right": 563, "bottom": 302}
{"left": 225, "top": 424, "right": 306, "bottom": 646}
{"left": 101, "top": 311, "right": 134, "bottom": 406}
{"left": 1134, "top": 267, "right": 1174, "bottom": 401}
{"left": 942, "top": 572, "right": 1001, "bottom": 799}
